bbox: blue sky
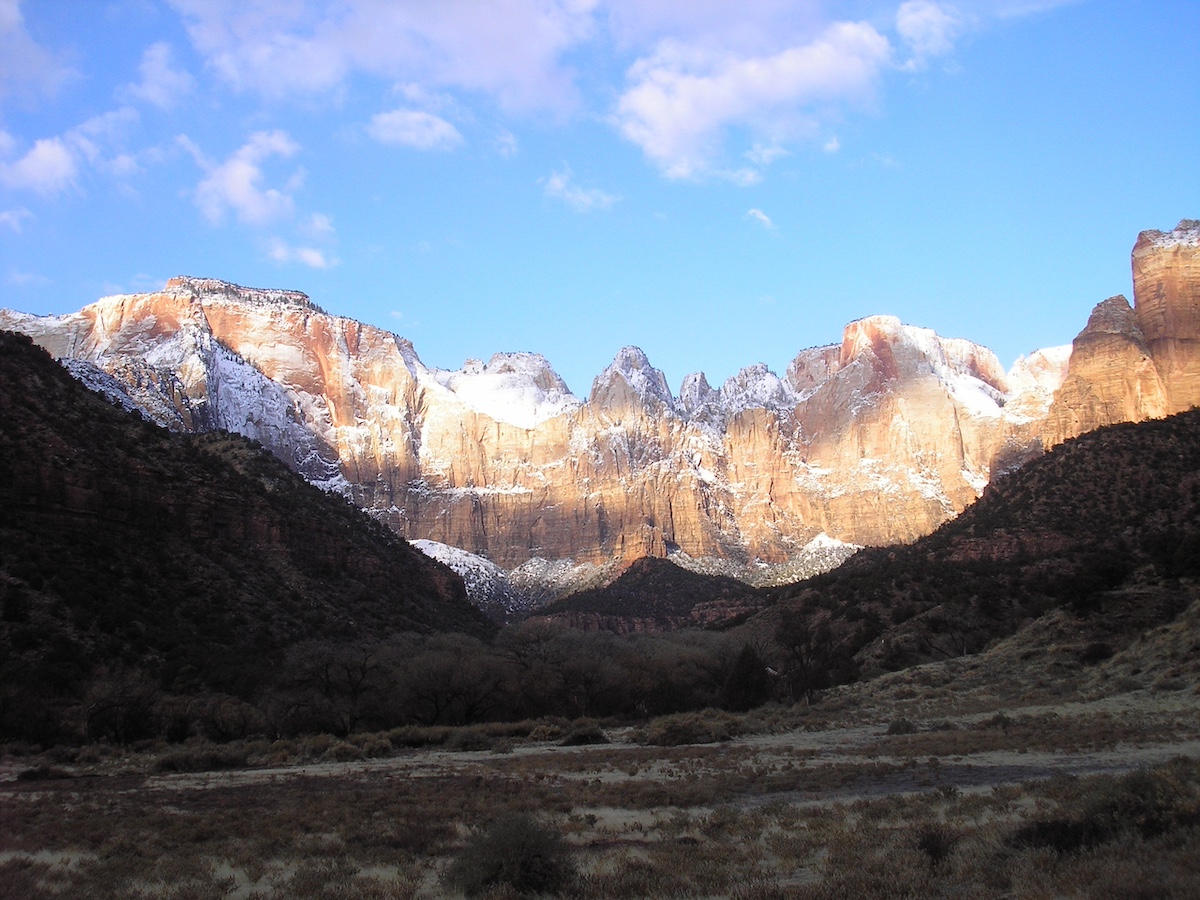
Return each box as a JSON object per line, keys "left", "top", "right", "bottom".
{"left": 1, "top": 0, "right": 1197, "bottom": 397}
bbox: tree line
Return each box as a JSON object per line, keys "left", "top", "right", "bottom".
{"left": 3, "top": 618, "right": 851, "bottom": 747}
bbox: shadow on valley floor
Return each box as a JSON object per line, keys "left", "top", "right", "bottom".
{"left": 4, "top": 599, "right": 1199, "bottom": 899}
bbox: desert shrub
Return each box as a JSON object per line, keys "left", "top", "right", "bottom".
{"left": 446, "top": 728, "right": 495, "bottom": 752}
{"left": 349, "top": 734, "right": 393, "bottom": 758}
{"left": 1079, "top": 641, "right": 1115, "bottom": 664}
{"left": 559, "top": 722, "right": 609, "bottom": 746}
{"left": 320, "top": 740, "right": 365, "bottom": 762}
{"left": 978, "top": 712, "right": 1013, "bottom": 732}
{"left": 638, "top": 710, "right": 738, "bottom": 746}
{"left": 15, "top": 765, "right": 73, "bottom": 781}
{"left": 529, "top": 723, "right": 565, "bottom": 741}
{"left": 886, "top": 718, "right": 918, "bottom": 735}
{"left": 914, "top": 823, "right": 957, "bottom": 866}
{"left": 385, "top": 725, "right": 452, "bottom": 748}
{"left": 152, "top": 743, "right": 251, "bottom": 773}
{"left": 1011, "top": 760, "right": 1200, "bottom": 854}
{"left": 444, "top": 812, "right": 575, "bottom": 897}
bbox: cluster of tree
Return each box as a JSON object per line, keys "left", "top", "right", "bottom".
{"left": 2, "top": 619, "right": 852, "bottom": 745}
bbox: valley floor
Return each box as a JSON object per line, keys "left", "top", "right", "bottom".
{"left": 3, "top": 605, "right": 1199, "bottom": 898}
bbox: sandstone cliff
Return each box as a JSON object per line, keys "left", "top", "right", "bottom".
{"left": 1045, "top": 220, "right": 1200, "bottom": 444}
{"left": 2, "top": 222, "right": 1196, "bottom": 575}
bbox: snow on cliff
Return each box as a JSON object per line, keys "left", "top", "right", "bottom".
{"left": 431, "top": 352, "right": 582, "bottom": 429}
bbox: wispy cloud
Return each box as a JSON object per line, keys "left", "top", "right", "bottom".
{"left": 266, "top": 237, "right": 338, "bottom": 269}
{"left": 368, "top": 109, "right": 463, "bottom": 151}
{"left": 157, "top": 0, "right": 1074, "bottom": 187}
{"left": 897, "top": 1, "right": 964, "bottom": 65}
{"left": 183, "top": 130, "right": 301, "bottom": 225}
{"left": 745, "top": 143, "right": 789, "bottom": 167}
{"left": 746, "top": 208, "right": 774, "bottom": 228}
{"left": 495, "top": 128, "right": 519, "bottom": 157}
{"left": 121, "top": 42, "right": 195, "bottom": 109}
{"left": 168, "top": 0, "right": 595, "bottom": 111}
{"left": 7, "top": 268, "right": 50, "bottom": 286}
{"left": 0, "top": 105, "right": 152, "bottom": 195}
{"left": 542, "top": 166, "right": 618, "bottom": 212}
{"left": 0, "top": 0, "right": 76, "bottom": 106}
{"left": 0, "top": 136, "right": 78, "bottom": 195}
{"left": 300, "top": 212, "right": 336, "bottom": 240}
{"left": 0, "top": 206, "right": 31, "bottom": 232}
{"left": 614, "top": 22, "right": 891, "bottom": 180}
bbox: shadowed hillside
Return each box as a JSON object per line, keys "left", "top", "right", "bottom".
{"left": 0, "top": 332, "right": 493, "bottom": 744}
{"left": 534, "top": 556, "right": 762, "bottom": 632}
{"left": 751, "top": 408, "right": 1200, "bottom": 691}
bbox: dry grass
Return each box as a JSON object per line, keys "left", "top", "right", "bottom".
{"left": 4, "top": 604, "right": 1199, "bottom": 898}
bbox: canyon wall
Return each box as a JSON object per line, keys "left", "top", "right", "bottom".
{"left": 2, "top": 221, "right": 1196, "bottom": 570}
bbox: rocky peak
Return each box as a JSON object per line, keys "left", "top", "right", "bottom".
{"left": 1007, "top": 345, "right": 1072, "bottom": 396}
{"left": 719, "top": 363, "right": 796, "bottom": 414}
{"left": 785, "top": 344, "right": 841, "bottom": 394}
{"left": 1137, "top": 219, "right": 1200, "bottom": 250}
{"left": 1079, "top": 295, "right": 1145, "bottom": 340}
{"left": 433, "top": 352, "right": 582, "bottom": 429}
{"left": 941, "top": 338, "right": 1009, "bottom": 394}
{"left": 1133, "top": 220, "right": 1200, "bottom": 346}
{"left": 839, "top": 315, "right": 942, "bottom": 382}
{"left": 589, "top": 346, "right": 677, "bottom": 414}
{"left": 1132, "top": 219, "right": 1200, "bottom": 414}
{"left": 678, "top": 371, "right": 719, "bottom": 415}
{"left": 164, "top": 276, "right": 322, "bottom": 312}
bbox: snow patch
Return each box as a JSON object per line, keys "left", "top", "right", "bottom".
{"left": 431, "top": 352, "right": 581, "bottom": 429}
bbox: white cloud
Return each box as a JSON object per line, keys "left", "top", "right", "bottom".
{"left": 603, "top": 1, "right": 825, "bottom": 54}
{"left": 122, "top": 42, "right": 195, "bottom": 108}
{"left": 542, "top": 166, "right": 618, "bottom": 212}
{"left": 746, "top": 208, "right": 773, "bottom": 228}
{"left": 615, "top": 22, "right": 891, "bottom": 179}
{"left": 189, "top": 130, "right": 301, "bottom": 225}
{"left": 495, "top": 128, "right": 519, "bottom": 157}
{"left": 368, "top": 109, "right": 463, "bottom": 151}
{"left": 0, "top": 206, "right": 31, "bottom": 232}
{"left": 0, "top": 0, "right": 75, "bottom": 105}
{"left": 716, "top": 167, "right": 762, "bottom": 187}
{"left": 67, "top": 107, "right": 140, "bottom": 166}
{"left": 0, "top": 105, "right": 150, "bottom": 195}
{"left": 7, "top": 268, "right": 49, "bottom": 286}
{"left": 300, "top": 212, "right": 336, "bottom": 240}
{"left": 823, "top": 136, "right": 841, "bottom": 153}
{"left": 745, "top": 143, "right": 789, "bottom": 167}
{"left": 168, "top": 0, "right": 596, "bottom": 111}
{"left": 0, "top": 136, "right": 78, "bottom": 195}
{"left": 266, "top": 237, "right": 337, "bottom": 269}
{"left": 897, "top": 1, "right": 963, "bottom": 62}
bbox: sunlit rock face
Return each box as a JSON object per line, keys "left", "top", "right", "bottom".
{"left": 1133, "top": 220, "right": 1200, "bottom": 414}
{"left": 2, "top": 221, "right": 1195, "bottom": 570}
{"left": 1045, "top": 221, "right": 1200, "bottom": 444}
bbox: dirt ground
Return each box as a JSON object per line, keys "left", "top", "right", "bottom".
{"left": 3, "top": 606, "right": 1199, "bottom": 898}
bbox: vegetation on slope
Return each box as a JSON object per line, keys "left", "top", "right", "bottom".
{"left": 535, "top": 556, "right": 761, "bottom": 629}
{"left": 754, "top": 408, "right": 1200, "bottom": 689}
{"left": 0, "top": 331, "right": 492, "bottom": 744}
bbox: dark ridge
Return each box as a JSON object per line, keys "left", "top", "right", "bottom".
{"left": 534, "top": 555, "right": 760, "bottom": 630}
{"left": 0, "top": 331, "right": 492, "bottom": 742}
{"left": 757, "top": 407, "right": 1200, "bottom": 676}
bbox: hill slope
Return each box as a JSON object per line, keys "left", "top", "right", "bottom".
{"left": 0, "top": 331, "right": 493, "bottom": 743}
{"left": 533, "top": 556, "right": 762, "bottom": 631}
{"left": 751, "top": 408, "right": 1200, "bottom": 685}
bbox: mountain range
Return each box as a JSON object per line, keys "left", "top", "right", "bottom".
{"left": 1, "top": 220, "right": 1196, "bottom": 605}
